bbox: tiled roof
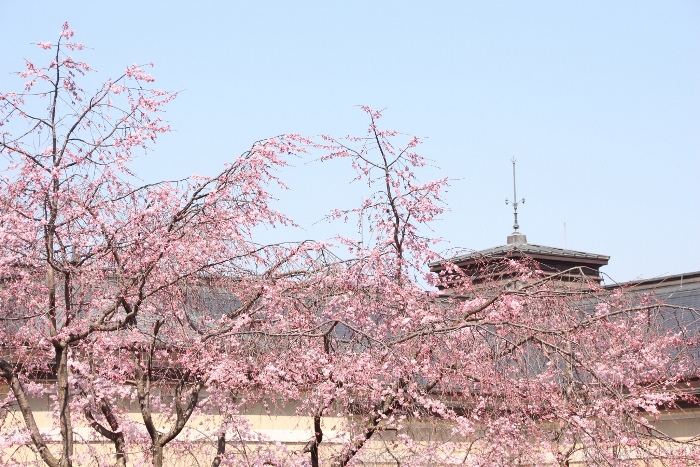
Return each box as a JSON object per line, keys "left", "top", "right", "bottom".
{"left": 607, "top": 271, "right": 700, "bottom": 322}
{"left": 626, "top": 275, "right": 700, "bottom": 367}
{"left": 432, "top": 242, "right": 610, "bottom": 267}
{"left": 658, "top": 284, "right": 700, "bottom": 311}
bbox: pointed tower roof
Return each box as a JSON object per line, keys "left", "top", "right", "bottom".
{"left": 443, "top": 241, "right": 610, "bottom": 265}
{"left": 430, "top": 239, "right": 610, "bottom": 286}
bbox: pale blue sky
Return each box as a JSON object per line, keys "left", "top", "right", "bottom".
{"left": 1, "top": 1, "right": 698, "bottom": 282}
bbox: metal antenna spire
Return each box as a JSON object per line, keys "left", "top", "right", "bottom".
{"left": 505, "top": 158, "right": 526, "bottom": 244}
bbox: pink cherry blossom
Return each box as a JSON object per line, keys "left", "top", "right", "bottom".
{"left": 1, "top": 26, "right": 699, "bottom": 467}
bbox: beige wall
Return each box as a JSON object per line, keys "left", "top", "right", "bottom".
{"left": 2, "top": 386, "right": 699, "bottom": 466}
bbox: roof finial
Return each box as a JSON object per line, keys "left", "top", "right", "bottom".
{"left": 505, "top": 158, "right": 527, "bottom": 244}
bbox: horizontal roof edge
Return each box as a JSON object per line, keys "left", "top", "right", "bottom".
{"left": 605, "top": 271, "right": 700, "bottom": 290}
{"left": 430, "top": 243, "right": 610, "bottom": 268}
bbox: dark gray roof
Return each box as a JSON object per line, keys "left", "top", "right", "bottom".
{"left": 607, "top": 271, "right": 700, "bottom": 325}
{"left": 658, "top": 284, "right": 700, "bottom": 311}
{"left": 432, "top": 242, "right": 610, "bottom": 268}
{"left": 604, "top": 272, "right": 700, "bottom": 370}
{"left": 605, "top": 271, "right": 700, "bottom": 292}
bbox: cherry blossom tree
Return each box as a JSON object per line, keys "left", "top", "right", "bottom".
{"left": 0, "top": 23, "right": 306, "bottom": 467}
{"left": 271, "top": 109, "right": 700, "bottom": 466}
{"left": 1, "top": 24, "right": 699, "bottom": 467}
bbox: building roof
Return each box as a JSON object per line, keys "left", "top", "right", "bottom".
{"left": 605, "top": 271, "right": 700, "bottom": 292}
{"left": 610, "top": 271, "right": 700, "bottom": 371}
{"left": 431, "top": 241, "right": 610, "bottom": 269}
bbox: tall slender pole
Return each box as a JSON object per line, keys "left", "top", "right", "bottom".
{"left": 506, "top": 157, "right": 525, "bottom": 233}
{"left": 511, "top": 158, "right": 519, "bottom": 232}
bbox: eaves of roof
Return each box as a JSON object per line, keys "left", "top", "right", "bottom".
{"left": 430, "top": 243, "right": 610, "bottom": 269}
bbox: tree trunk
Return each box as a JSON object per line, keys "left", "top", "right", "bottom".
{"left": 308, "top": 415, "right": 323, "bottom": 467}
{"left": 84, "top": 396, "right": 127, "bottom": 467}
{"left": 212, "top": 432, "right": 226, "bottom": 467}
{"left": 151, "top": 444, "right": 164, "bottom": 467}
{"left": 54, "top": 343, "right": 74, "bottom": 467}
{"left": 0, "top": 359, "right": 60, "bottom": 467}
